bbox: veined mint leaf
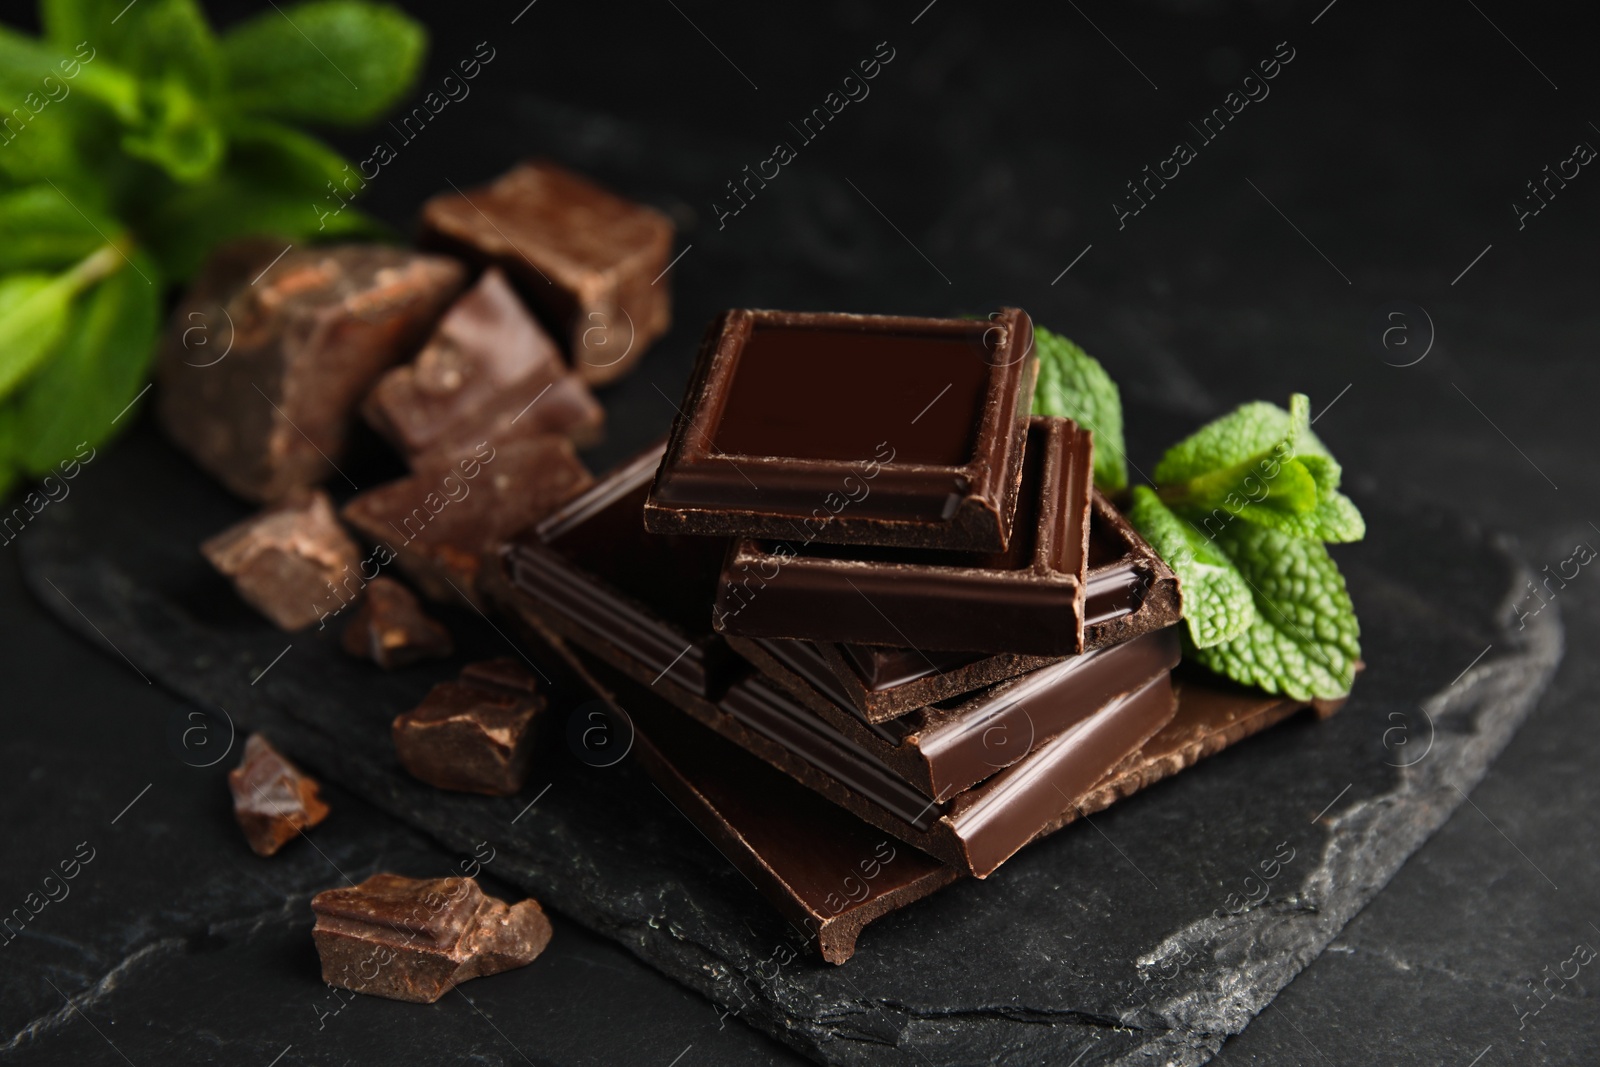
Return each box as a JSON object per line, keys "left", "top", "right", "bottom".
{"left": 221, "top": 1, "right": 427, "bottom": 126}
{"left": 42, "top": 0, "right": 221, "bottom": 95}
{"left": 1126, "top": 486, "right": 1254, "bottom": 648}
{"left": 0, "top": 185, "right": 108, "bottom": 270}
{"left": 1154, "top": 394, "right": 1311, "bottom": 485}
{"left": 0, "top": 272, "right": 75, "bottom": 399}
{"left": 1187, "top": 520, "right": 1362, "bottom": 701}
{"left": 1032, "top": 326, "right": 1127, "bottom": 491}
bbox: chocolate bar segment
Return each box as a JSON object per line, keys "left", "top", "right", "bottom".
{"left": 420, "top": 162, "right": 674, "bottom": 384}
{"left": 500, "top": 444, "right": 733, "bottom": 697}
{"left": 728, "top": 625, "right": 1181, "bottom": 798}
{"left": 159, "top": 241, "right": 466, "bottom": 502}
{"left": 343, "top": 435, "right": 592, "bottom": 606}
{"left": 362, "top": 268, "right": 603, "bottom": 460}
{"left": 712, "top": 417, "right": 1094, "bottom": 655}
{"left": 804, "top": 489, "right": 1181, "bottom": 720}
{"left": 644, "top": 308, "right": 1038, "bottom": 552}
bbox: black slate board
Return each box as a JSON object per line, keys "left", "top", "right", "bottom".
{"left": 17, "top": 421, "right": 1561, "bottom": 1066}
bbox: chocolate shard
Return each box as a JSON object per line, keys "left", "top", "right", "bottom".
{"left": 201, "top": 489, "right": 362, "bottom": 631}
{"left": 420, "top": 162, "right": 674, "bottom": 384}
{"left": 228, "top": 734, "right": 330, "bottom": 856}
{"left": 342, "top": 435, "right": 593, "bottom": 606}
{"left": 340, "top": 576, "right": 453, "bottom": 668}
{"left": 644, "top": 308, "right": 1038, "bottom": 552}
{"left": 311, "top": 873, "right": 552, "bottom": 1003}
{"left": 157, "top": 241, "right": 466, "bottom": 503}
{"left": 362, "top": 268, "right": 604, "bottom": 461}
{"left": 392, "top": 660, "right": 545, "bottom": 795}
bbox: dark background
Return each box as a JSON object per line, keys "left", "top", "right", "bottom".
{"left": 5, "top": 1, "right": 1599, "bottom": 1063}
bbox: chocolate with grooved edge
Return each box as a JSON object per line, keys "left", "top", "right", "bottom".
{"left": 362, "top": 268, "right": 603, "bottom": 461}
{"left": 713, "top": 417, "right": 1095, "bottom": 655}
{"left": 805, "top": 488, "right": 1181, "bottom": 720}
{"left": 311, "top": 873, "right": 552, "bottom": 1003}
{"left": 500, "top": 442, "right": 734, "bottom": 697}
{"left": 727, "top": 625, "right": 1181, "bottom": 798}
{"left": 419, "top": 162, "right": 674, "bottom": 384}
{"left": 528, "top": 621, "right": 960, "bottom": 965}
{"left": 342, "top": 435, "right": 592, "bottom": 607}
{"left": 644, "top": 308, "right": 1038, "bottom": 552}
{"left": 201, "top": 489, "right": 362, "bottom": 632}
{"left": 158, "top": 240, "right": 466, "bottom": 503}
{"left": 228, "top": 734, "right": 330, "bottom": 856}
{"left": 392, "top": 659, "right": 544, "bottom": 796}
{"left": 341, "top": 576, "right": 454, "bottom": 668}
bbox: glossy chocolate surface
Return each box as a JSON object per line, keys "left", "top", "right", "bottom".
{"left": 712, "top": 417, "right": 1093, "bottom": 655}
{"left": 731, "top": 626, "right": 1181, "bottom": 798}
{"left": 644, "top": 308, "right": 1038, "bottom": 551}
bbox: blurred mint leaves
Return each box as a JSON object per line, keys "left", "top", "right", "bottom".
{"left": 0, "top": 0, "right": 425, "bottom": 496}
{"left": 1034, "top": 329, "right": 1363, "bottom": 701}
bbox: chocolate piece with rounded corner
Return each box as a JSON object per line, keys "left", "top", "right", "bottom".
{"left": 712, "top": 417, "right": 1092, "bottom": 655}
{"left": 644, "top": 308, "right": 1038, "bottom": 552}
{"left": 229, "top": 734, "right": 330, "bottom": 856}
{"left": 341, "top": 576, "right": 454, "bottom": 668}
{"left": 419, "top": 162, "right": 674, "bottom": 384}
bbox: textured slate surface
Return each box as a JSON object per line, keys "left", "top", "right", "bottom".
{"left": 13, "top": 417, "right": 1560, "bottom": 1066}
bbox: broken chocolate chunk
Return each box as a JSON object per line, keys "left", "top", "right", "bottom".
{"left": 228, "top": 734, "right": 330, "bottom": 856}
{"left": 201, "top": 489, "right": 362, "bottom": 631}
{"left": 342, "top": 435, "right": 592, "bottom": 606}
{"left": 362, "top": 268, "right": 604, "bottom": 461}
{"left": 158, "top": 240, "right": 466, "bottom": 502}
{"left": 392, "top": 659, "right": 545, "bottom": 795}
{"left": 311, "top": 873, "right": 551, "bottom": 1003}
{"left": 340, "top": 576, "right": 454, "bottom": 668}
{"left": 420, "top": 162, "right": 674, "bottom": 384}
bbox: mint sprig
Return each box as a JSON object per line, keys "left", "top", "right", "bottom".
{"left": 1033, "top": 323, "right": 1365, "bottom": 700}
{"left": 0, "top": 0, "right": 426, "bottom": 497}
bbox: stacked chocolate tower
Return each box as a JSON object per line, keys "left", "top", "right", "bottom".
{"left": 494, "top": 308, "right": 1330, "bottom": 963}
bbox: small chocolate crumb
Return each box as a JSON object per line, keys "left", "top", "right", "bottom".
{"left": 228, "top": 734, "right": 330, "bottom": 856}
{"left": 201, "top": 490, "right": 362, "bottom": 631}
{"left": 393, "top": 660, "right": 545, "bottom": 795}
{"left": 341, "top": 576, "right": 453, "bottom": 669}
{"left": 311, "top": 873, "right": 551, "bottom": 1003}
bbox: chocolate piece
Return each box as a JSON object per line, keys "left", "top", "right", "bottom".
{"left": 362, "top": 268, "right": 604, "bottom": 460}
{"left": 340, "top": 576, "right": 453, "bottom": 668}
{"left": 201, "top": 489, "right": 362, "bottom": 631}
{"left": 804, "top": 489, "right": 1181, "bottom": 720}
{"left": 727, "top": 626, "right": 1181, "bottom": 798}
{"left": 228, "top": 734, "right": 330, "bottom": 856}
{"left": 564, "top": 640, "right": 959, "bottom": 964}
{"left": 1038, "top": 670, "right": 1344, "bottom": 835}
{"left": 392, "top": 659, "right": 545, "bottom": 795}
{"left": 713, "top": 417, "right": 1093, "bottom": 655}
{"left": 343, "top": 435, "right": 592, "bottom": 606}
{"left": 420, "top": 162, "right": 674, "bottom": 384}
{"left": 500, "top": 444, "right": 733, "bottom": 697}
{"left": 158, "top": 240, "right": 466, "bottom": 502}
{"left": 644, "top": 308, "right": 1038, "bottom": 552}
{"left": 311, "top": 873, "right": 551, "bottom": 1003}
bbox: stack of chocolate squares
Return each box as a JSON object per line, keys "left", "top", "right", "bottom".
{"left": 493, "top": 308, "right": 1332, "bottom": 963}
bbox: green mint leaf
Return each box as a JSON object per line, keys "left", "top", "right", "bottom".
{"left": 42, "top": 0, "right": 221, "bottom": 94}
{"left": 1126, "top": 485, "right": 1255, "bottom": 648}
{"left": 1232, "top": 489, "right": 1367, "bottom": 543}
{"left": 0, "top": 185, "right": 108, "bottom": 270}
{"left": 1154, "top": 394, "right": 1310, "bottom": 486}
{"left": 1187, "top": 520, "right": 1362, "bottom": 701}
{"left": 221, "top": 1, "right": 427, "bottom": 126}
{"left": 0, "top": 273, "right": 74, "bottom": 400}
{"left": 1031, "top": 325, "right": 1127, "bottom": 491}
{"left": 119, "top": 76, "right": 225, "bottom": 181}
{"left": 8, "top": 248, "right": 161, "bottom": 475}
{"left": 1179, "top": 453, "right": 1320, "bottom": 523}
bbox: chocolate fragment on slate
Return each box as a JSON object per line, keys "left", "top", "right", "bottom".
{"left": 340, "top": 576, "right": 453, "bottom": 668}
{"left": 420, "top": 162, "right": 674, "bottom": 384}
{"left": 342, "top": 435, "right": 592, "bottom": 606}
{"left": 712, "top": 416, "right": 1093, "bottom": 654}
{"left": 201, "top": 489, "right": 362, "bottom": 631}
{"left": 644, "top": 308, "right": 1038, "bottom": 552}
{"left": 311, "top": 873, "right": 552, "bottom": 1003}
{"left": 158, "top": 240, "right": 466, "bottom": 502}
{"left": 393, "top": 659, "right": 545, "bottom": 795}
{"left": 228, "top": 734, "right": 330, "bottom": 856}
{"left": 362, "top": 268, "right": 604, "bottom": 460}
